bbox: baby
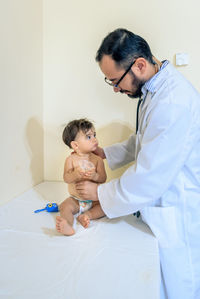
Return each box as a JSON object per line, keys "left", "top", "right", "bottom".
{"left": 56, "top": 118, "right": 107, "bottom": 236}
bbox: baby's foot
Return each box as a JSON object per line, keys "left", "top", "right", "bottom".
{"left": 56, "top": 216, "right": 75, "bottom": 236}
{"left": 77, "top": 213, "right": 90, "bottom": 228}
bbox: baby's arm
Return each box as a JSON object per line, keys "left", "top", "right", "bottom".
{"left": 63, "top": 156, "right": 85, "bottom": 184}
{"left": 95, "top": 157, "right": 107, "bottom": 183}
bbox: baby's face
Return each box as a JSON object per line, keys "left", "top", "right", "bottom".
{"left": 75, "top": 128, "right": 98, "bottom": 154}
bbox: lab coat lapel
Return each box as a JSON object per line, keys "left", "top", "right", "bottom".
{"left": 135, "top": 92, "right": 152, "bottom": 159}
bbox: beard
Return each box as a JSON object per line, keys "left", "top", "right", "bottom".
{"left": 120, "top": 70, "right": 145, "bottom": 99}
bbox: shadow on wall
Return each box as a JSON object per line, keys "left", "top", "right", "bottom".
{"left": 96, "top": 121, "right": 134, "bottom": 181}
{"left": 44, "top": 124, "right": 68, "bottom": 181}
{"left": 25, "top": 117, "right": 44, "bottom": 185}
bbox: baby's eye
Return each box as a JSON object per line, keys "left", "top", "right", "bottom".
{"left": 86, "top": 135, "right": 91, "bottom": 140}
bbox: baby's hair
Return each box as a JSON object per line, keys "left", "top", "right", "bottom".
{"left": 62, "top": 118, "right": 94, "bottom": 148}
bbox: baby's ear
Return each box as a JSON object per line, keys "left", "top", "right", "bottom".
{"left": 70, "top": 140, "right": 78, "bottom": 151}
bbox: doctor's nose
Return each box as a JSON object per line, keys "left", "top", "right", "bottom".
{"left": 113, "top": 85, "right": 121, "bottom": 93}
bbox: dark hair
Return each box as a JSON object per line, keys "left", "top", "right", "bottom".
{"left": 62, "top": 118, "right": 94, "bottom": 148}
{"left": 96, "top": 28, "right": 154, "bottom": 69}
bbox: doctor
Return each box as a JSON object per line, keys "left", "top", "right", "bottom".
{"left": 75, "top": 28, "right": 200, "bottom": 299}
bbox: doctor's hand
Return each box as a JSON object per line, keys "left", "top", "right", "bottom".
{"left": 93, "top": 146, "right": 106, "bottom": 160}
{"left": 75, "top": 181, "right": 99, "bottom": 201}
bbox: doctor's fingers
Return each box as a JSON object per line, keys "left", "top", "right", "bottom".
{"left": 76, "top": 180, "right": 96, "bottom": 188}
{"left": 75, "top": 181, "right": 89, "bottom": 197}
{"left": 75, "top": 181, "right": 88, "bottom": 189}
{"left": 93, "top": 147, "right": 106, "bottom": 159}
{"left": 75, "top": 181, "right": 99, "bottom": 201}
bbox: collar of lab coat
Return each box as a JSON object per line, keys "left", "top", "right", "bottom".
{"left": 141, "top": 60, "right": 169, "bottom": 95}
{"left": 141, "top": 60, "right": 172, "bottom": 110}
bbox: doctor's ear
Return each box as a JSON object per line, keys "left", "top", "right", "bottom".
{"left": 133, "top": 57, "right": 147, "bottom": 74}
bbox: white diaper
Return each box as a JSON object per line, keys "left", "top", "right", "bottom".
{"left": 79, "top": 200, "right": 93, "bottom": 214}
{"left": 71, "top": 196, "right": 93, "bottom": 214}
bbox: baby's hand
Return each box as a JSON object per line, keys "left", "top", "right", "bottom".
{"left": 78, "top": 160, "right": 98, "bottom": 181}
{"left": 73, "top": 167, "right": 86, "bottom": 180}
{"left": 83, "top": 168, "right": 99, "bottom": 181}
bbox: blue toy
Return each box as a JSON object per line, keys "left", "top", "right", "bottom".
{"left": 34, "top": 203, "right": 59, "bottom": 213}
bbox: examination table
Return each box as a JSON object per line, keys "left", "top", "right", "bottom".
{"left": 0, "top": 182, "right": 160, "bottom": 299}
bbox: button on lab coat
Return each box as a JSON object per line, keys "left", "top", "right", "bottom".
{"left": 98, "top": 63, "right": 200, "bottom": 299}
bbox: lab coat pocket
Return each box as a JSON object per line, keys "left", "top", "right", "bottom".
{"left": 141, "top": 207, "right": 184, "bottom": 249}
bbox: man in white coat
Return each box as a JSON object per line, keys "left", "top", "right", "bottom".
{"left": 75, "top": 28, "right": 200, "bottom": 299}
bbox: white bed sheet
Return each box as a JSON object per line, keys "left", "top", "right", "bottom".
{"left": 0, "top": 182, "right": 160, "bottom": 299}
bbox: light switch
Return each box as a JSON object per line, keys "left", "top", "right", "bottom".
{"left": 175, "top": 53, "right": 189, "bottom": 66}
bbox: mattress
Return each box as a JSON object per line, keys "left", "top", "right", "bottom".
{"left": 0, "top": 182, "right": 160, "bottom": 299}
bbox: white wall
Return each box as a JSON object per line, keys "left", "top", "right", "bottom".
{"left": 43, "top": 0, "right": 200, "bottom": 182}
{"left": 1, "top": 0, "right": 200, "bottom": 204}
{"left": 0, "top": 0, "right": 43, "bottom": 204}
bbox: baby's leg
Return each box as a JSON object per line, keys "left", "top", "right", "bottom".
{"left": 56, "top": 197, "right": 79, "bottom": 236}
{"left": 77, "top": 202, "right": 105, "bottom": 228}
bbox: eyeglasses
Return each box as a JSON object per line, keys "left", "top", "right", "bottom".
{"left": 104, "top": 59, "right": 136, "bottom": 88}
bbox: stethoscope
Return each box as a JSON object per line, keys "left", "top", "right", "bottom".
{"left": 134, "top": 62, "right": 161, "bottom": 218}
{"left": 133, "top": 96, "right": 143, "bottom": 218}
{"left": 136, "top": 97, "right": 143, "bottom": 133}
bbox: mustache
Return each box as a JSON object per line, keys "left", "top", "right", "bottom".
{"left": 127, "top": 93, "right": 142, "bottom": 99}
{"left": 119, "top": 90, "right": 128, "bottom": 94}
{"left": 119, "top": 88, "right": 142, "bottom": 99}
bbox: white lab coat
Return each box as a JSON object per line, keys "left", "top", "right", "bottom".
{"left": 98, "top": 63, "right": 200, "bottom": 299}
